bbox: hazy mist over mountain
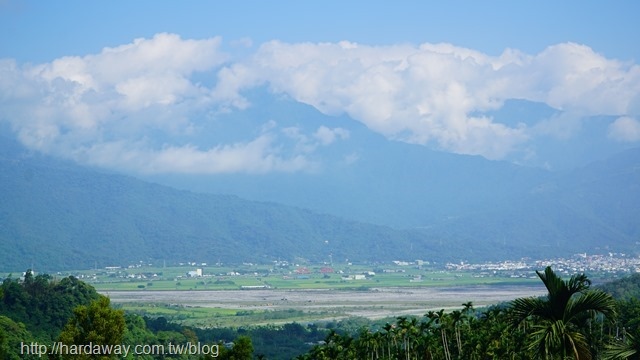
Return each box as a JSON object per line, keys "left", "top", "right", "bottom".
{"left": 1, "top": 2, "right": 639, "bottom": 271}
{"left": 1, "top": 119, "right": 638, "bottom": 271}
{"left": 138, "top": 90, "right": 638, "bottom": 229}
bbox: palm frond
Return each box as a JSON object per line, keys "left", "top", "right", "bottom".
{"left": 537, "top": 266, "right": 565, "bottom": 299}
{"left": 565, "top": 290, "right": 617, "bottom": 323}
{"left": 602, "top": 331, "right": 640, "bottom": 360}
{"left": 512, "top": 267, "right": 617, "bottom": 360}
{"left": 509, "top": 297, "right": 549, "bottom": 327}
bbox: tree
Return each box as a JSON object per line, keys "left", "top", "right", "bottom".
{"left": 509, "top": 266, "right": 617, "bottom": 360}
{"left": 426, "top": 309, "right": 452, "bottom": 360}
{"left": 603, "top": 329, "right": 640, "bottom": 360}
{"left": 54, "top": 296, "right": 125, "bottom": 359}
{"left": 603, "top": 298, "right": 640, "bottom": 360}
{"left": 0, "top": 315, "right": 37, "bottom": 360}
{"left": 221, "top": 335, "right": 254, "bottom": 360}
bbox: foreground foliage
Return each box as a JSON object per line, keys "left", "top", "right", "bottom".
{"left": 299, "top": 267, "right": 636, "bottom": 360}
{"left": 2, "top": 267, "right": 640, "bottom": 359}
{"left": 1, "top": 270, "right": 330, "bottom": 359}
{"left": 509, "top": 267, "right": 617, "bottom": 359}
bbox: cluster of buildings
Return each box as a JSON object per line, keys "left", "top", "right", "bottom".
{"left": 41, "top": 252, "right": 639, "bottom": 286}
{"left": 535, "top": 253, "right": 640, "bottom": 274}
{"left": 445, "top": 253, "right": 640, "bottom": 276}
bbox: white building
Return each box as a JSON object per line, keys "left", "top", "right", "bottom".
{"left": 186, "top": 268, "right": 203, "bottom": 277}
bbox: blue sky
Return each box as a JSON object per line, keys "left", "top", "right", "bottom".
{"left": 2, "top": 1, "right": 638, "bottom": 62}
{"left": 1, "top": 1, "right": 639, "bottom": 174}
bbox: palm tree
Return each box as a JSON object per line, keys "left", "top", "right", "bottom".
{"left": 382, "top": 322, "right": 396, "bottom": 359}
{"left": 509, "top": 266, "right": 617, "bottom": 360}
{"left": 419, "top": 313, "right": 440, "bottom": 360}
{"left": 450, "top": 310, "right": 464, "bottom": 357}
{"left": 602, "top": 328, "right": 640, "bottom": 360}
{"left": 462, "top": 301, "right": 474, "bottom": 313}
{"left": 356, "top": 327, "right": 381, "bottom": 360}
{"left": 427, "top": 309, "right": 452, "bottom": 360}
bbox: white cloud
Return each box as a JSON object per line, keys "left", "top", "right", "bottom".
{"left": 2, "top": 34, "right": 228, "bottom": 147}
{"left": 1, "top": 34, "right": 639, "bottom": 173}
{"left": 524, "top": 43, "right": 640, "bottom": 115}
{"left": 608, "top": 116, "right": 640, "bottom": 142}
{"left": 343, "top": 152, "right": 360, "bottom": 165}
{"left": 213, "top": 40, "right": 639, "bottom": 159}
{"left": 0, "top": 34, "right": 314, "bottom": 174}
{"left": 70, "top": 134, "right": 311, "bottom": 175}
{"left": 281, "top": 125, "right": 350, "bottom": 153}
{"left": 314, "top": 126, "right": 349, "bottom": 145}
{"left": 532, "top": 112, "right": 583, "bottom": 140}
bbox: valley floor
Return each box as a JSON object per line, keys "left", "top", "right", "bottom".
{"left": 104, "top": 284, "right": 545, "bottom": 323}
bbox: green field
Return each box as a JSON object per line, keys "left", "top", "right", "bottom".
{"left": 49, "top": 263, "right": 539, "bottom": 291}
{"left": 118, "top": 302, "right": 343, "bottom": 328}
{"left": 1, "top": 262, "right": 545, "bottom": 292}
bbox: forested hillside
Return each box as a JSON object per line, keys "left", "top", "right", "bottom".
{"left": 0, "top": 271, "right": 267, "bottom": 359}
{"left": 0, "top": 138, "right": 455, "bottom": 271}
{"left": 1, "top": 131, "right": 639, "bottom": 272}
{"left": 598, "top": 273, "right": 640, "bottom": 300}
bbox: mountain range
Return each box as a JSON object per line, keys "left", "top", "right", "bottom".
{"left": 1, "top": 119, "right": 638, "bottom": 271}
{"left": 0, "top": 133, "right": 438, "bottom": 271}
{"left": 142, "top": 93, "right": 636, "bottom": 229}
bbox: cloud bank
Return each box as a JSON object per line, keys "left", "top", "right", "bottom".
{"left": 215, "top": 41, "right": 639, "bottom": 159}
{"left": 608, "top": 116, "right": 640, "bottom": 142}
{"left": 1, "top": 33, "right": 638, "bottom": 173}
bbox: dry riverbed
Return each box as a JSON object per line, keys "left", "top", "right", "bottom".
{"left": 104, "top": 285, "right": 546, "bottom": 319}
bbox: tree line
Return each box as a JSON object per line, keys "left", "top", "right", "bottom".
{"left": 297, "top": 267, "right": 640, "bottom": 359}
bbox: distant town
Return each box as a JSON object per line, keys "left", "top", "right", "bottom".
{"left": 45, "top": 252, "right": 640, "bottom": 288}
{"left": 444, "top": 252, "right": 640, "bottom": 280}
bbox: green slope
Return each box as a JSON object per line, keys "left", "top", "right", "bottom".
{"left": 0, "top": 145, "right": 454, "bottom": 271}
{"left": 1, "top": 132, "right": 638, "bottom": 271}
{"left": 418, "top": 147, "right": 640, "bottom": 258}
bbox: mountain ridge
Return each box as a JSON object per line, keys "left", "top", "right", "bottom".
{"left": 0, "top": 140, "right": 452, "bottom": 271}
{"left": 144, "top": 94, "right": 558, "bottom": 229}
{"left": 1, "top": 130, "right": 638, "bottom": 271}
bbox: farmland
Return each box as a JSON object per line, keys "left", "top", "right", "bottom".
{"left": 9, "top": 257, "right": 631, "bottom": 328}
{"left": 106, "top": 285, "right": 545, "bottom": 328}
{"left": 53, "top": 261, "right": 544, "bottom": 292}
{"left": 38, "top": 261, "right": 545, "bottom": 327}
